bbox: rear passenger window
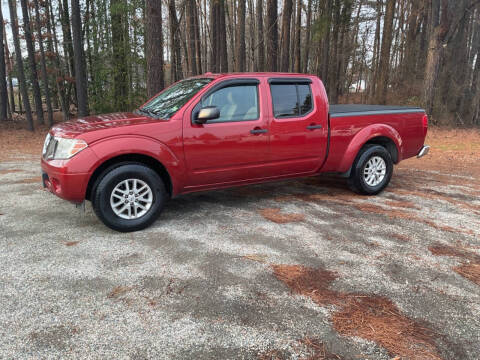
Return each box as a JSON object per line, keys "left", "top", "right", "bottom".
{"left": 270, "top": 83, "right": 313, "bottom": 118}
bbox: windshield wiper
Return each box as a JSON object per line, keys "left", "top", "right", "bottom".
{"left": 136, "top": 108, "right": 154, "bottom": 117}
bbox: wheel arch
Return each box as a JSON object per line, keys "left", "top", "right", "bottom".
{"left": 338, "top": 124, "right": 402, "bottom": 174}
{"left": 85, "top": 153, "right": 173, "bottom": 201}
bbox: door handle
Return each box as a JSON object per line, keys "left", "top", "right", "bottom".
{"left": 250, "top": 128, "right": 268, "bottom": 135}
{"left": 306, "top": 124, "right": 323, "bottom": 130}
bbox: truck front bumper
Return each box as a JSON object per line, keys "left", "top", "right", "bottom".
{"left": 417, "top": 145, "right": 430, "bottom": 158}
{"left": 41, "top": 156, "right": 92, "bottom": 204}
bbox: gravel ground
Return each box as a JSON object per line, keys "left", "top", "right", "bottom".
{"left": 0, "top": 155, "right": 479, "bottom": 359}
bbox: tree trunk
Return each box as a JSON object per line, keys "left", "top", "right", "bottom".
{"left": 111, "top": 0, "right": 129, "bottom": 110}
{"left": 266, "top": 0, "right": 278, "bottom": 71}
{"left": 375, "top": 0, "right": 396, "bottom": 105}
{"left": 302, "top": 0, "right": 312, "bottom": 73}
{"left": 168, "top": 0, "right": 182, "bottom": 82}
{"left": 293, "top": 0, "right": 302, "bottom": 73}
{"left": 20, "top": 0, "right": 44, "bottom": 124}
{"left": 210, "top": 0, "right": 219, "bottom": 72}
{"left": 146, "top": 0, "right": 164, "bottom": 97}
{"left": 218, "top": 0, "right": 228, "bottom": 72}
{"left": 0, "top": 6, "right": 8, "bottom": 121}
{"left": 44, "top": 0, "right": 59, "bottom": 110}
{"left": 8, "top": 0, "right": 33, "bottom": 130}
{"left": 235, "top": 0, "right": 246, "bottom": 71}
{"left": 71, "top": 0, "right": 89, "bottom": 116}
{"left": 3, "top": 25, "right": 15, "bottom": 114}
{"left": 49, "top": 0, "right": 69, "bottom": 120}
{"left": 256, "top": 0, "right": 265, "bottom": 71}
{"left": 33, "top": 0, "right": 54, "bottom": 126}
{"left": 280, "top": 0, "right": 293, "bottom": 72}
{"left": 186, "top": 0, "right": 198, "bottom": 75}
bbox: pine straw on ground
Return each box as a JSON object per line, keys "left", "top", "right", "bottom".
{"left": 257, "top": 337, "right": 343, "bottom": 360}
{"left": 258, "top": 208, "right": 305, "bottom": 224}
{"left": 453, "top": 264, "right": 480, "bottom": 286}
{"left": 429, "top": 243, "right": 480, "bottom": 286}
{"left": 0, "top": 123, "right": 48, "bottom": 161}
{"left": 271, "top": 264, "right": 442, "bottom": 360}
{"left": 398, "top": 127, "right": 480, "bottom": 178}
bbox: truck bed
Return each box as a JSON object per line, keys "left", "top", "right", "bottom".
{"left": 330, "top": 104, "right": 424, "bottom": 117}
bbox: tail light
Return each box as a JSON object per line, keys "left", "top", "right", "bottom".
{"left": 422, "top": 114, "right": 428, "bottom": 136}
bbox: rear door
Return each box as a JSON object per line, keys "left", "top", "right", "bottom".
{"left": 267, "top": 78, "right": 329, "bottom": 175}
{"left": 182, "top": 78, "right": 271, "bottom": 187}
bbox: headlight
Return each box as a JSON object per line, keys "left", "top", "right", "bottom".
{"left": 43, "top": 135, "right": 88, "bottom": 160}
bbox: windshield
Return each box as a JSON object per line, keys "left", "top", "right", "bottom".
{"left": 138, "top": 78, "right": 213, "bottom": 119}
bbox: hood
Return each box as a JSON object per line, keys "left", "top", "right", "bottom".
{"left": 50, "top": 112, "right": 164, "bottom": 138}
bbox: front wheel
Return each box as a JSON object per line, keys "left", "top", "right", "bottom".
{"left": 347, "top": 144, "right": 393, "bottom": 195}
{"left": 92, "top": 164, "right": 167, "bottom": 232}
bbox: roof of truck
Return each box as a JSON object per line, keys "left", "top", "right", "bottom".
{"left": 193, "top": 72, "right": 316, "bottom": 79}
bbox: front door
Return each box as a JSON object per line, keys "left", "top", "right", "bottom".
{"left": 183, "top": 79, "right": 270, "bottom": 188}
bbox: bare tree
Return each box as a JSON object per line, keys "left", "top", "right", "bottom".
{"left": 8, "top": 0, "right": 33, "bottom": 130}
{"left": 168, "top": 0, "right": 182, "bottom": 82}
{"left": 375, "top": 0, "right": 396, "bottom": 105}
{"left": 280, "top": 0, "right": 293, "bottom": 72}
{"left": 0, "top": 6, "right": 8, "bottom": 121}
{"left": 20, "top": 0, "right": 44, "bottom": 124}
{"left": 146, "top": 0, "right": 164, "bottom": 97}
{"left": 235, "top": 0, "right": 246, "bottom": 71}
{"left": 256, "top": 0, "right": 265, "bottom": 71}
{"left": 266, "top": 0, "right": 279, "bottom": 71}
{"left": 34, "top": 0, "right": 54, "bottom": 126}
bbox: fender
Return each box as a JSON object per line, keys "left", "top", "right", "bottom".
{"left": 88, "top": 135, "right": 186, "bottom": 196}
{"left": 337, "top": 124, "right": 403, "bottom": 173}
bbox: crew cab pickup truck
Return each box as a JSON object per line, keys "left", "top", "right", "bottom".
{"left": 41, "top": 73, "right": 429, "bottom": 232}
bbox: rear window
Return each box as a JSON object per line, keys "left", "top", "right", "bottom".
{"left": 270, "top": 83, "right": 313, "bottom": 118}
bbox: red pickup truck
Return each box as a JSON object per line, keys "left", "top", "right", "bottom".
{"left": 41, "top": 73, "right": 429, "bottom": 232}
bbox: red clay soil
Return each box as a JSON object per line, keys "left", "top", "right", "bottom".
{"left": 271, "top": 264, "right": 442, "bottom": 360}
{"left": 259, "top": 208, "right": 305, "bottom": 224}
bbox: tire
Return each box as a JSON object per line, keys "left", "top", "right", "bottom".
{"left": 347, "top": 144, "right": 393, "bottom": 195}
{"left": 92, "top": 163, "right": 167, "bottom": 232}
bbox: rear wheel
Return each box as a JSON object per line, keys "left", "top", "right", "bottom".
{"left": 92, "top": 164, "right": 167, "bottom": 232}
{"left": 347, "top": 144, "right": 393, "bottom": 195}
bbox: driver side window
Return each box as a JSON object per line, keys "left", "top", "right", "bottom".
{"left": 202, "top": 85, "right": 259, "bottom": 123}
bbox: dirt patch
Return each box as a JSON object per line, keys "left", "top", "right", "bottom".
{"left": 353, "top": 202, "right": 473, "bottom": 236}
{"left": 64, "top": 241, "right": 79, "bottom": 247}
{"left": 398, "top": 128, "right": 480, "bottom": 178}
{"left": 0, "top": 169, "right": 23, "bottom": 175}
{"left": 390, "top": 233, "right": 412, "bottom": 242}
{"left": 107, "top": 286, "right": 133, "bottom": 299}
{"left": 257, "top": 338, "right": 343, "bottom": 360}
{"left": 15, "top": 176, "right": 42, "bottom": 184}
{"left": 0, "top": 123, "right": 48, "bottom": 161}
{"left": 259, "top": 208, "right": 305, "bottom": 224}
{"left": 429, "top": 243, "right": 480, "bottom": 286}
{"left": 453, "top": 264, "right": 480, "bottom": 286}
{"left": 384, "top": 199, "right": 420, "bottom": 210}
{"left": 272, "top": 264, "right": 442, "bottom": 360}
{"left": 428, "top": 243, "right": 480, "bottom": 263}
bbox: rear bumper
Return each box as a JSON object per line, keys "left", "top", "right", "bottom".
{"left": 417, "top": 145, "right": 430, "bottom": 158}
{"left": 41, "top": 158, "right": 90, "bottom": 203}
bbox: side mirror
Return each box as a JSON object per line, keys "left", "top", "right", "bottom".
{"left": 195, "top": 106, "right": 220, "bottom": 124}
